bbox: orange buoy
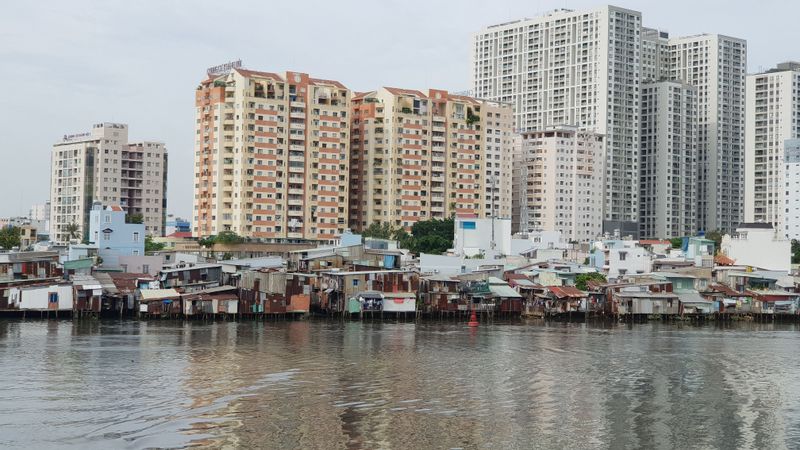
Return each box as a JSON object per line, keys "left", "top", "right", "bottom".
{"left": 467, "top": 310, "right": 479, "bottom": 327}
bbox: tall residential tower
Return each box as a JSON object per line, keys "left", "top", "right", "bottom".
{"left": 50, "top": 123, "right": 167, "bottom": 243}
{"left": 745, "top": 62, "right": 800, "bottom": 236}
{"left": 472, "top": 6, "right": 642, "bottom": 234}
{"left": 193, "top": 68, "right": 351, "bottom": 241}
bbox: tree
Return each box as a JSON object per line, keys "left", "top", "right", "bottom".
{"left": 126, "top": 213, "right": 144, "bottom": 224}
{"left": 792, "top": 239, "right": 800, "bottom": 264}
{"left": 145, "top": 235, "right": 165, "bottom": 253}
{"left": 705, "top": 230, "right": 723, "bottom": 252}
{"left": 361, "top": 222, "right": 394, "bottom": 240}
{"left": 575, "top": 272, "right": 607, "bottom": 291}
{"left": 670, "top": 237, "right": 684, "bottom": 249}
{"left": 63, "top": 223, "right": 80, "bottom": 241}
{"left": 0, "top": 226, "right": 21, "bottom": 250}
{"left": 199, "top": 231, "right": 244, "bottom": 248}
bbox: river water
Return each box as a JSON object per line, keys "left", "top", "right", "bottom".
{"left": 1, "top": 319, "right": 799, "bottom": 449}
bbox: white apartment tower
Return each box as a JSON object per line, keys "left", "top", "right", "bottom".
{"left": 783, "top": 139, "right": 800, "bottom": 240}
{"left": 640, "top": 81, "right": 698, "bottom": 238}
{"left": 513, "top": 126, "right": 605, "bottom": 242}
{"left": 472, "top": 6, "right": 642, "bottom": 233}
{"left": 50, "top": 123, "right": 168, "bottom": 243}
{"left": 667, "top": 34, "right": 746, "bottom": 233}
{"left": 745, "top": 62, "right": 800, "bottom": 236}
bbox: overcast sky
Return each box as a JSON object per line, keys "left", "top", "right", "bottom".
{"left": 0, "top": 0, "right": 796, "bottom": 218}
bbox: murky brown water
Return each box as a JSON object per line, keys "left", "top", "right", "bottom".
{"left": 1, "top": 319, "right": 800, "bottom": 449}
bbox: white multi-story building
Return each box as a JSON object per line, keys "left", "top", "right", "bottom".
{"left": 667, "top": 34, "right": 746, "bottom": 233}
{"left": 50, "top": 123, "right": 167, "bottom": 243}
{"left": 745, "top": 62, "right": 800, "bottom": 236}
{"left": 472, "top": 6, "right": 642, "bottom": 233}
{"left": 783, "top": 139, "right": 800, "bottom": 240}
{"left": 640, "top": 81, "right": 698, "bottom": 238}
{"left": 721, "top": 223, "right": 791, "bottom": 272}
{"left": 29, "top": 202, "right": 49, "bottom": 222}
{"left": 513, "top": 126, "right": 605, "bottom": 243}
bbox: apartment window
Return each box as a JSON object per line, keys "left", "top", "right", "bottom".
{"left": 133, "top": 232, "right": 140, "bottom": 242}
{"left": 142, "top": 264, "right": 149, "bottom": 274}
{"left": 104, "top": 214, "right": 111, "bottom": 223}
{"left": 133, "top": 250, "right": 140, "bottom": 256}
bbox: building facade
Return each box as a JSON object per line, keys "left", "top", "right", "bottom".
{"left": 29, "top": 202, "right": 50, "bottom": 223}
{"left": 639, "top": 81, "right": 698, "bottom": 238}
{"left": 193, "top": 68, "right": 350, "bottom": 241}
{"left": 50, "top": 123, "right": 167, "bottom": 243}
{"left": 513, "top": 126, "right": 604, "bottom": 242}
{"left": 348, "top": 88, "right": 514, "bottom": 230}
{"left": 667, "top": 34, "right": 746, "bottom": 233}
{"left": 88, "top": 203, "right": 146, "bottom": 269}
{"left": 472, "top": 6, "right": 642, "bottom": 231}
{"left": 745, "top": 63, "right": 800, "bottom": 236}
{"left": 783, "top": 139, "right": 800, "bottom": 240}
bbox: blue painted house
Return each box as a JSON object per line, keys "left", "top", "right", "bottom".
{"left": 88, "top": 203, "right": 145, "bottom": 269}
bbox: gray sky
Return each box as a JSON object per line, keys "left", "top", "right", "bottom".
{"left": 0, "top": 0, "right": 795, "bottom": 218}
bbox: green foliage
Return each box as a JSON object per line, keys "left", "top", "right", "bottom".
{"left": 792, "top": 239, "right": 800, "bottom": 264}
{"left": 199, "top": 231, "right": 244, "bottom": 248}
{"left": 145, "top": 235, "right": 165, "bottom": 253}
{"left": 125, "top": 213, "right": 144, "bottom": 224}
{"left": 575, "top": 272, "right": 607, "bottom": 291}
{"left": 404, "top": 217, "right": 455, "bottom": 255}
{"left": 63, "top": 223, "right": 80, "bottom": 240}
{"left": 670, "top": 237, "right": 684, "bottom": 249}
{"left": 361, "top": 222, "right": 394, "bottom": 240}
{"left": 705, "top": 230, "right": 723, "bottom": 252}
{"left": 360, "top": 218, "right": 455, "bottom": 255}
{"left": 0, "top": 226, "right": 21, "bottom": 250}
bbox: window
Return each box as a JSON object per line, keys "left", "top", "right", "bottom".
{"left": 103, "top": 231, "right": 111, "bottom": 240}
{"left": 48, "top": 292, "right": 58, "bottom": 304}
{"left": 104, "top": 214, "right": 111, "bottom": 223}
{"left": 133, "top": 232, "right": 140, "bottom": 242}
{"left": 142, "top": 264, "right": 149, "bottom": 274}
{"left": 133, "top": 250, "right": 140, "bottom": 256}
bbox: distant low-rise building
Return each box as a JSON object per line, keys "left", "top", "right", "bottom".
{"left": 88, "top": 203, "right": 145, "bottom": 269}
{"left": 721, "top": 223, "right": 791, "bottom": 272}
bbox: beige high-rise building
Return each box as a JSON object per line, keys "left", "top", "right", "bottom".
{"left": 513, "top": 126, "right": 605, "bottom": 242}
{"left": 50, "top": 123, "right": 167, "bottom": 243}
{"left": 194, "top": 68, "right": 351, "bottom": 241}
{"left": 348, "top": 88, "right": 514, "bottom": 230}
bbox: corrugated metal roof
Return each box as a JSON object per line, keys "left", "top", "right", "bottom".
{"left": 489, "top": 283, "right": 522, "bottom": 298}
{"left": 140, "top": 289, "right": 180, "bottom": 301}
{"left": 548, "top": 286, "right": 587, "bottom": 298}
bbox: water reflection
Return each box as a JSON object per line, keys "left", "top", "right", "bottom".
{"left": 1, "top": 320, "right": 800, "bottom": 448}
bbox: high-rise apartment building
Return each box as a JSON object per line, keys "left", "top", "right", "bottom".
{"left": 29, "top": 202, "right": 50, "bottom": 222}
{"left": 194, "top": 68, "right": 350, "bottom": 241}
{"left": 513, "top": 126, "right": 605, "bottom": 242}
{"left": 472, "top": 6, "right": 642, "bottom": 233}
{"left": 640, "top": 81, "right": 698, "bottom": 238}
{"left": 745, "top": 62, "right": 800, "bottom": 236}
{"left": 50, "top": 123, "right": 167, "bottom": 243}
{"left": 349, "top": 88, "right": 514, "bottom": 230}
{"left": 667, "top": 34, "right": 746, "bottom": 233}
{"left": 783, "top": 139, "right": 800, "bottom": 240}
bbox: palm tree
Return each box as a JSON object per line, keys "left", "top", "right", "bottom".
{"left": 63, "top": 223, "right": 80, "bottom": 241}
